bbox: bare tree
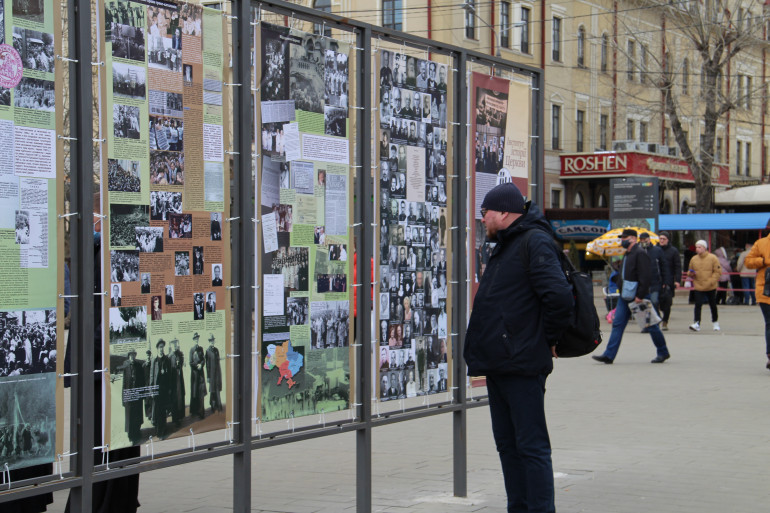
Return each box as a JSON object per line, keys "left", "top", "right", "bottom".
{"left": 618, "top": 0, "right": 767, "bottom": 213}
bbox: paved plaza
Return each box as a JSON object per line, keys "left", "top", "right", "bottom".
{"left": 47, "top": 296, "right": 770, "bottom": 512}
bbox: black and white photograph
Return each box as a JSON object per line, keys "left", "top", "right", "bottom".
{"left": 113, "top": 104, "right": 141, "bottom": 139}
{"left": 286, "top": 297, "right": 308, "bottom": 325}
{"left": 205, "top": 292, "right": 216, "bottom": 313}
{"left": 193, "top": 292, "right": 204, "bottom": 320}
{"left": 210, "top": 212, "right": 222, "bottom": 240}
{"left": 165, "top": 284, "right": 174, "bottom": 305}
{"left": 14, "top": 77, "right": 55, "bottom": 111}
{"left": 324, "top": 49, "right": 348, "bottom": 108}
{"left": 110, "top": 250, "right": 140, "bottom": 282}
{"left": 211, "top": 264, "right": 223, "bottom": 286}
{"left": 14, "top": 210, "right": 30, "bottom": 244}
{"left": 150, "top": 295, "right": 162, "bottom": 320}
{"left": 12, "top": 0, "right": 44, "bottom": 23}
{"left": 0, "top": 87, "right": 8, "bottom": 108}
{"left": 140, "top": 272, "right": 151, "bottom": 293}
{"left": 149, "top": 89, "right": 183, "bottom": 117}
{"left": 110, "top": 22, "right": 145, "bottom": 62}
{"left": 183, "top": 64, "right": 193, "bottom": 84}
{"left": 109, "top": 306, "right": 147, "bottom": 344}
{"left": 260, "top": 122, "right": 286, "bottom": 159}
{"left": 324, "top": 106, "right": 347, "bottom": 137}
{"left": 275, "top": 204, "right": 293, "bottom": 232}
{"left": 104, "top": 1, "right": 145, "bottom": 28}
{"left": 192, "top": 246, "right": 204, "bottom": 275}
{"left": 0, "top": 374, "right": 56, "bottom": 469}
{"left": 174, "top": 251, "right": 190, "bottom": 276}
{"left": 260, "top": 26, "right": 290, "bottom": 101}
{"left": 12, "top": 28, "right": 54, "bottom": 73}
{"left": 148, "top": 34, "right": 181, "bottom": 72}
{"left": 150, "top": 116, "right": 184, "bottom": 151}
{"left": 289, "top": 42, "right": 324, "bottom": 113}
{"left": 180, "top": 3, "right": 202, "bottom": 36}
{"left": 109, "top": 204, "right": 149, "bottom": 247}
{"left": 108, "top": 159, "right": 141, "bottom": 193}
{"left": 135, "top": 226, "right": 164, "bottom": 252}
{"left": 310, "top": 300, "right": 350, "bottom": 350}
{"left": 112, "top": 61, "right": 146, "bottom": 100}
{"left": 150, "top": 191, "right": 182, "bottom": 220}
{"left": 0, "top": 309, "right": 57, "bottom": 377}
{"left": 169, "top": 213, "right": 192, "bottom": 239}
{"left": 268, "top": 245, "right": 307, "bottom": 291}
{"left": 110, "top": 284, "right": 122, "bottom": 306}
{"left": 150, "top": 150, "right": 184, "bottom": 185}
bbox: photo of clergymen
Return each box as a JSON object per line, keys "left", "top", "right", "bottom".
{"left": 110, "top": 250, "right": 140, "bottom": 282}
{"left": 140, "top": 272, "right": 150, "bottom": 293}
{"left": 211, "top": 264, "right": 223, "bottom": 286}
{"left": 268, "top": 245, "right": 307, "bottom": 291}
{"left": 112, "top": 61, "right": 146, "bottom": 100}
{"left": 113, "top": 104, "right": 140, "bottom": 140}
{"left": 165, "top": 284, "right": 174, "bottom": 305}
{"left": 310, "top": 300, "right": 349, "bottom": 350}
{"left": 104, "top": 1, "right": 145, "bottom": 29}
{"left": 14, "top": 77, "right": 55, "bottom": 111}
{"left": 14, "top": 210, "right": 30, "bottom": 244}
{"left": 0, "top": 309, "right": 57, "bottom": 377}
{"left": 192, "top": 246, "right": 204, "bottom": 274}
{"left": 110, "top": 204, "right": 149, "bottom": 246}
{"left": 193, "top": 293, "right": 204, "bottom": 320}
{"left": 108, "top": 159, "right": 141, "bottom": 193}
{"left": 109, "top": 330, "right": 226, "bottom": 448}
{"left": 168, "top": 213, "right": 192, "bottom": 238}
{"left": 324, "top": 49, "right": 349, "bottom": 108}
{"left": 286, "top": 297, "right": 308, "bottom": 325}
{"left": 205, "top": 292, "right": 216, "bottom": 313}
{"left": 210, "top": 212, "right": 222, "bottom": 240}
{"left": 110, "top": 21, "right": 145, "bottom": 62}
{"left": 12, "top": 28, "right": 54, "bottom": 73}
{"left": 12, "top": 0, "right": 44, "bottom": 23}
{"left": 174, "top": 251, "right": 190, "bottom": 276}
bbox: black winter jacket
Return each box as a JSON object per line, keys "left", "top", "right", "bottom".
{"left": 644, "top": 244, "right": 667, "bottom": 293}
{"left": 659, "top": 243, "right": 682, "bottom": 289}
{"left": 463, "top": 203, "right": 574, "bottom": 377}
{"left": 617, "top": 244, "right": 653, "bottom": 299}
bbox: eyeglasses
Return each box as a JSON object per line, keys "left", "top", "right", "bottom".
{"left": 480, "top": 208, "right": 488, "bottom": 218}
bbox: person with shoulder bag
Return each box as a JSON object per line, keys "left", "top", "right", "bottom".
{"left": 743, "top": 233, "right": 770, "bottom": 370}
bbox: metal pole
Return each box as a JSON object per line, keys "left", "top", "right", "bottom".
{"left": 355, "top": 25, "right": 373, "bottom": 513}
{"left": 533, "top": 71, "right": 544, "bottom": 205}
{"left": 70, "top": 0, "right": 95, "bottom": 510}
{"left": 232, "top": 0, "right": 253, "bottom": 511}
{"left": 452, "top": 50, "right": 469, "bottom": 498}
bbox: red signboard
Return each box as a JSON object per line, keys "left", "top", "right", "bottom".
{"left": 560, "top": 151, "right": 729, "bottom": 186}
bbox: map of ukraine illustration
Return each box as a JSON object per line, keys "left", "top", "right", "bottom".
{"left": 264, "top": 341, "right": 303, "bottom": 388}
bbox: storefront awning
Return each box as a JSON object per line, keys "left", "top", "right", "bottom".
{"left": 714, "top": 184, "right": 770, "bottom": 206}
{"left": 658, "top": 213, "right": 770, "bottom": 230}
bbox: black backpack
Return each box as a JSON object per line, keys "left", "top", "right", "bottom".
{"left": 520, "top": 230, "right": 603, "bottom": 358}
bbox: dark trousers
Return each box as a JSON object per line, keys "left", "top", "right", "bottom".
{"left": 693, "top": 290, "right": 718, "bottom": 323}
{"left": 761, "top": 303, "right": 770, "bottom": 355}
{"left": 659, "top": 286, "right": 673, "bottom": 323}
{"left": 487, "top": 374, "right": 554, "bottom": 513}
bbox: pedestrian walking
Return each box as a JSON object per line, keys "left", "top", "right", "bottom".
{"left": 743, "top": 234, "right": 770, "bottom": 370}
{"left": 657, "top": 231, "right": 682, "bottom": 330}
{"left": 592, "top": 229, "right": 671, "bottom": 364}
{"left": 688, "top": 240, "right": 722, "bottom": 331}
{"left": 638, "top": 232, "right": 668, "bottom": 311}
{"left": 736, "top": 243, "right": 757, "bottom": 306}
{"left": 464, "top": 183, "right": 574, "bottom": 513}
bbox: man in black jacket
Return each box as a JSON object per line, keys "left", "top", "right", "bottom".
{"left": 464, "top": 183, "right": 574, "bottom": 513}
{"left": 592, "top": 229, "right": 671, "bottom": 364}
{"left": 639, "top": 231, "right": 669, "bottom": 310}
{"left": 657, "top": 231, "right": 682, "bottom": 330}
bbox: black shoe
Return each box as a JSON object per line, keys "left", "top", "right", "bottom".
{"left": 592, "top": 355, "right": 613, "bottom": 364}
{"left": 651, "top": 354, "right": 670, "bottom": 363}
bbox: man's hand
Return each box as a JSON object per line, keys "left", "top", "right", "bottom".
{"left": 634, "top": 297, "right": 643, "bottom": 303}
{"left": 551, "top": 345, "right": 558, "bottom": 358}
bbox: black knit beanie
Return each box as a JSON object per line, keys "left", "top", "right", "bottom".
{"left": 480, "top": 183, "right": 526, "bottom": 214}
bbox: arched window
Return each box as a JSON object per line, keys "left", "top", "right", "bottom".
{"left": 574, "top": 192, "right": 585, "bottom": 208}
{"left": 597, "top": 193, "right": 607, "bottom": 208}
{"left": 577, "top": 26, "right": 586, "bottom": 67}
{"left": 601, "top": 34, "right": 608, "bottom": 72}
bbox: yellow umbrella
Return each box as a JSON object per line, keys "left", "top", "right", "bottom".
{"left": 586, "top": 227, "right": 659, "bottom": 257}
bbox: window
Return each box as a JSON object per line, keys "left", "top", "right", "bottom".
{"left": 746, "top": 142, "right": 752, "bottom": 176}
{"left": 577, "top": 27, "right": 586, "bottom": 68}
{"left": 597, "top": 194, "right": 607, "bottom": 208}
{"left": 626, "top": 119, "right": 635, "bottom": 140}
{"left": 500, "top": 2, "right": 510, "bottom": 49}
{"left": 627, "top": 40, "right": 635, "bottom": 81}
{"left": 314, "top": 0, "right": 332, "bottom": 36}
{"left": 601, "top": 34, "right": 608, "bottom": 72}
{"left": 682, "top": 58, "right": 689, "bottom": 95}
{"left": 552, "top": 105, "right": 561, "bottom": 149}
{"left": 737, "top": 75, "right": 744, "bottom": 106}
{"left": 639, "top": 121, "right": 648, "bottom": 142}
{"left": 521, "top": 7, "right": 530, "bottom": 54}
{"left": 551, "top": 189, "right": 562, "bottom": 209}
{"left": 640, "top": 44, "right": 647, "bottom": 83}
{"left": 600, "top": 114, "right": 608, "bottom": 150}
{"left": 716, "top": 137, "right": 723, "bottom": 162}
{"left": 383, "top": 0, "right": 402, "bottom": 30}
{"left": 576, "top": 110, "right": 585, "bottom": 152}
{"left": 665, "top": 127, "right": 671, "bottom": 146}
{"left": 465, "top": 0, "right": 476, "bottom": 39}
{"left": 736, "top": 141, "right": 743, "bottom": 175}
{"left": 746, "top": 76, "right": 752, "bottom": 108}
{"left": 574, "top": 192, "right": 585, "bottom": 208}
{"left": 552, "top": 17, "right": 562, "bottom": 61}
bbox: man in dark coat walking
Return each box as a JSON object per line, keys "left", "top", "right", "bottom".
{"left": 464, "top": 183, "right": 574, "bottom": 513}
{"left": 657, "top": 231, "right": 682, "bottom": 330}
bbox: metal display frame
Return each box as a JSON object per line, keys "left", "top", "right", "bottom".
{"left": 0, "top": 1, "right": 543, "bottom": 512}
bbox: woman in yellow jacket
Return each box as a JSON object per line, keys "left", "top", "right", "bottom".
{"left": 744, "top": 233, "right": 770, "bottom": 370}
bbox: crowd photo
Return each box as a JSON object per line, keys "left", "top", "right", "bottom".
{"left": 135, "top": 226, "right": 164, "bottom": 252}
{"left": 14, "top": 77, "right": 55, "bottom": 111}
{"left": 110, "top": 22, "right": 145, "bottom": 62}
{"left": 13, "top": 28, "right": 55, "bottom": 73}
{"left": 0, "top": 309, "right": 57, "bottom": 377}
{"left": 110, "top": 250, "right": 140, "bottom": 282}
{"left": 150, "top": 150, "right": 184, "bottom": 185}
{"left": 108, "top": 159, "right": 142, "bottom": 193}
